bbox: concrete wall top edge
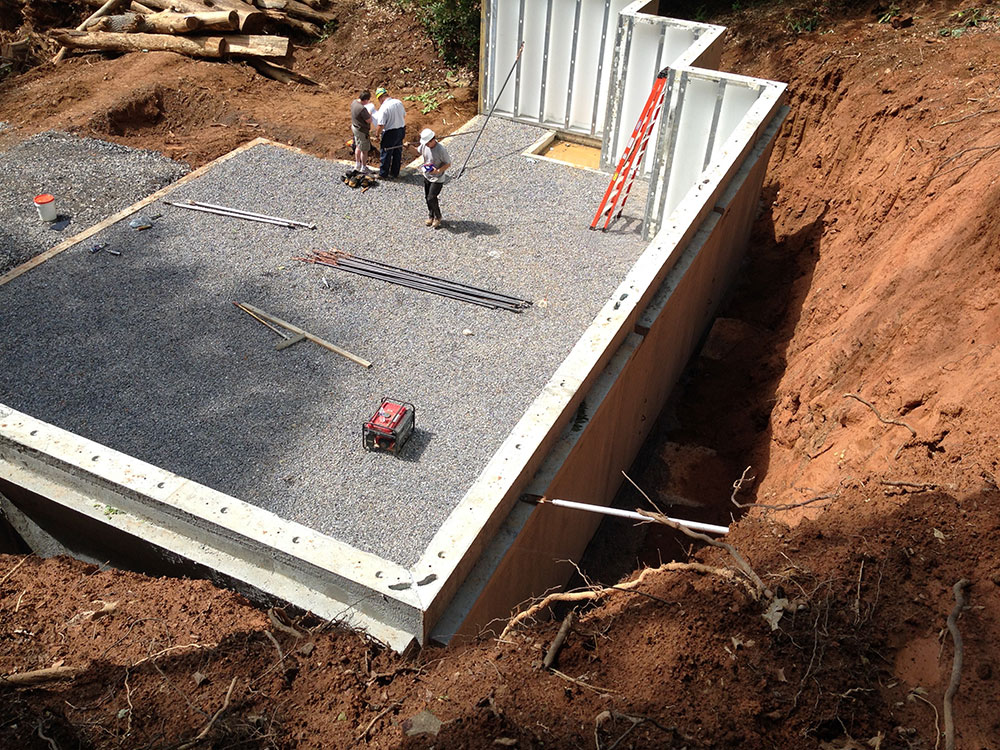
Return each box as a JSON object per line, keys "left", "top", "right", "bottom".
{"left": 0, "top": 406, "right": 417, "bottom": 606}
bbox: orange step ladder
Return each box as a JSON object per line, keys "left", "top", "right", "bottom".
{"left": 591, "top": 67, "right": 670, "bottom": 231}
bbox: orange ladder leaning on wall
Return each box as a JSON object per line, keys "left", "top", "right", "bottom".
{"left": 591, "top": 67, "right": 670, "bottom": 231}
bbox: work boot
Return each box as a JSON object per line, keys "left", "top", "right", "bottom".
{"left": 425, "top": 218, "right": 434, "bottom": 226}
{"left": 432, "top": 218, "right": 442, "bottom": 229}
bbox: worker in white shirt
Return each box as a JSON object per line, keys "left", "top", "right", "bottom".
{"left": 409, "top": 128, "right": 452, "bottom": 228}
{"left": 373, "top": 86, "right": 406, "bottom": 178}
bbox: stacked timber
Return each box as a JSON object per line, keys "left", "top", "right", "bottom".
{"left": 53, "top": 0, "right": 335, "bottom": 68}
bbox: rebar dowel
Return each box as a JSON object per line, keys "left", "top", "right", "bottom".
{"left": 331, "top": 259, "right": 527, "bottom": 308}
{"left": 457, "top": 42, "right": 525, "bottom": 180}
{"left": 322, "top": 262, "right": 523, "bottom": 309}
{"left": 163, "top": 201, "right": 297, "bottom": 228}
{"left": 188, "top": 201, "right": 316, "bottom": 229}
{"left": 308, "top": 260, "right": 508, "bottom": 310}
{"left": 300, "top": 252, "right": 526, "bottom": 311}
{"left": 331, "top": 251, "right": 531, "bottom": 306}
{"left": 315, "top": 251, "right": 531, "bottom": 307}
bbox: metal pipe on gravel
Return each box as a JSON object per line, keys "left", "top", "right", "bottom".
{"left": 163, "top": 200, "right": 297, "bottom": 228}
{"left": 187, "top": 200, "right": 316, "bottom": 229}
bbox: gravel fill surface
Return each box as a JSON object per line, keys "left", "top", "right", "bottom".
{"left": 0, "top": 131, "right": 188, "bottom": 274}
{"left": 0, "top": 118, "right": 648, "bottom": 567}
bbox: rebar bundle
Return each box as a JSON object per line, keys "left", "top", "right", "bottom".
{"left": 298, "top": 250, "right": 532, "bottom": 313}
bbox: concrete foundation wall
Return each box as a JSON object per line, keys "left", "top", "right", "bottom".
{"left": 436, "top": 106, "right": 786, "bottom": 641}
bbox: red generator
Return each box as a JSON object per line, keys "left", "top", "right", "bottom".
{"left": 362, "top": 398, "right": 416, "bottom": 456}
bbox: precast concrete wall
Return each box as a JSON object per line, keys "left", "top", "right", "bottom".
{"left": 433, "top": 104, "right": 788, "bottom": 642}
{"left": 483, "top": 0, "right": 723, "bottom": 143}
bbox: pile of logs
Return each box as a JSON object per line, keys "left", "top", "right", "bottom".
{"left": 49, "top": 0, "right": 335, "bottom": 76}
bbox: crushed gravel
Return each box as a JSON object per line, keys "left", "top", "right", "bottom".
{"left": 0, "top": 130, "right": 188, "bottom": 274}
{"left": 0, "top": 117, "right": 648, "bottom": 567}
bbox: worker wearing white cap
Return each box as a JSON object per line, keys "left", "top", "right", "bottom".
{"left": 373, "top": 86, "right": 406, "bottom": 178}
{"left": 411, "top": 128, "right": 452, "bottom": 228}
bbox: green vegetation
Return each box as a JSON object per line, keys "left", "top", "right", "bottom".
{"left": 876, "top": 4, "right": 900, "bottom": 23}
{"left": 316, "top": 18, "right": 339, "bottom": 42}
{"left": 786, "top": 6, "right": 825, "bottom": 33}
{"left": 950, "top": 6, "right": 992, "bottom": 26}
{"left": 404, "top": 87, "right": 455, "bottom": 114}
{"left": 412, "top": 0, "right": 480, "bottom": 66}
{"left": 938, "top": 7, "right": 993, "bottom": 36}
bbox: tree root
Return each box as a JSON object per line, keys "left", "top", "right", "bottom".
{"left": 498, "top": 562, "right": 741, "bottom": 641}
{"left": 944, "top": 579, "right": 970, "bottom": 750}
{"left": 843, "top": 393, "right": 917, "bottom": 437}
{"left": 176, "top": 676, "right": 236, "bottom": 750}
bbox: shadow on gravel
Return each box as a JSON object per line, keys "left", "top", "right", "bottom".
{"left": 577, "top": 190, "right": 828, "bottom": 583}
{"left": 441, "top": 219, "right": 500, "bottom": 238}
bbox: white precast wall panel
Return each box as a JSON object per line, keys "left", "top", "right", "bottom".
{"left": 490, "top": 1, "right": 520, "bottom": 115}
{"left": 516, "top": 3, "right": 545, "bottom": 116}
{"left": 571, "top": 0, "right": 610, "bottom": 131}
{"left": 485, "top": 0, "right": 633, "bottom": 135}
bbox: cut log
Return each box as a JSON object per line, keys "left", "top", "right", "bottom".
{"left": 184, "top": 10, "right": 239, "bottom": 30}
{"left": 50, "top": 29, "right": 228, "bottom": 58}
{"left": 137, "top": 0, "right": 265, "bottom": 33}
{"left": 92, "top": 10, "right": 237, "bottom": 33}
{"left": 224, "top": 33, "right": 289, "bottom": 57}
{"left": 254, "top": 0, "right": 333, "bottom": 24}
{"left": 82, "top": 0, "right": 153, "bottom": 12}
{"left": 248, "top": 57, "right": 321, "bottom": 86}
{"left": 260, "top": 9, "right": 320, "bottom": 36}
{"left": 53, "top": 0, "right": 127, "bottom": 64}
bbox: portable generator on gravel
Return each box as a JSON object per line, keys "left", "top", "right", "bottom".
{"left": 362, "top": 398, "right": 416, "bottom": 456}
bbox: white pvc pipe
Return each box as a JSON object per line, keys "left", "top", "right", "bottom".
{"left": 543, "top": 497, "right": 729, "bottom": 535}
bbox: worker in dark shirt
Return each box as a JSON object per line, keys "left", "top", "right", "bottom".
{"left": 350, "top": 90, "right": 374, "bottom": 174}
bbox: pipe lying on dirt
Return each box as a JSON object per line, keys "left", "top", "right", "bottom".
{"left": 531, "top": 496, "right": 730, "bottom": 535}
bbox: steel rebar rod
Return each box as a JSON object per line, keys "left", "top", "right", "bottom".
{"left": 163, "top": 200, "right": 297, "bottom": 228}
{"left": 316, "top": 251, "right": 531, "bottom": 307}
{"left": 329, "top": 257, "right": 530, "bottom": 308}
{"left": 301, "top": 256, "right": 520, "bottom": 311}
{"left": 320, "top": 262, "right": 521, "bottom": 310}
{"left": 313, "top": 261, "right": 508, "bottom": 309}
{"left": 457, "top": 41, "right": 526, "bottom": 180}
{"left": 187, "top": 200, "right": 316, "bottom": 230}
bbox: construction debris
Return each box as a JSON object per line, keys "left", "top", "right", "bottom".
{"left": 233, "top": 301, "right": 372, "bottom": 368}
{"left": 298, "top": 250, "right": 533, "bottom": 313}
{"left": 341, "top": 170, "right": 377, "bottom": 190}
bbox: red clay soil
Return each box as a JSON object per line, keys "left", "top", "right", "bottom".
{"left": 0, "top": 0, "right": 479, "bottom": 167}
{"left": 3, "top": 2, "right": 1000, "bottom": 748}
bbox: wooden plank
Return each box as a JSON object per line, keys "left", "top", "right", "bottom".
{"left": 224, "top": 34, "right": 289, "bottom": 58}
{"left": 237, "top": 303, "right": 372, "bottom": 369}
{"left": 0, "top": 137, "right": 273, "bottom": 288}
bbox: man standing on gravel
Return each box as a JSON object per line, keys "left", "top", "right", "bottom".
{"left": 411, "top": 128, "right": 451, "bottom": 228}
{"left": 350, "top": 90, "right": 374, "bottom": 174}
{"left": 373, "top": 86, "right": 406, "bottom": 178}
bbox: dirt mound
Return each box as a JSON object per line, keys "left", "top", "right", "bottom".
{"left": 0, "top": 0, "right": 478, "bottom": 167}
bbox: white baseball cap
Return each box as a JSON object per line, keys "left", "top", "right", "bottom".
{"left": 419, "top": 128, "right": 436, "bottom": 146}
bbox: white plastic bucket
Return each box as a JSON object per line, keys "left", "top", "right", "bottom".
{"left": 34, "top": 193, "right": 57, "bottom": 222}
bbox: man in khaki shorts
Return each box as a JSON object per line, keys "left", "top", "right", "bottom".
{"left": 350, "top": 90, "right": 374, "bottom": 174}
